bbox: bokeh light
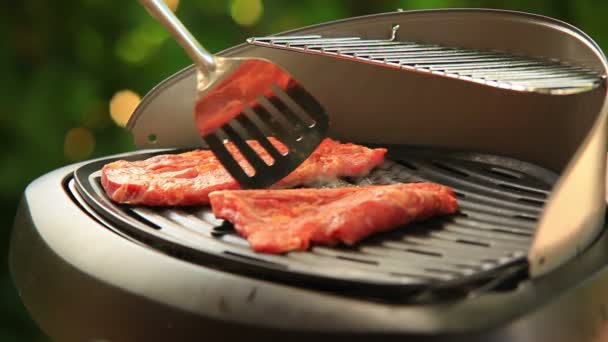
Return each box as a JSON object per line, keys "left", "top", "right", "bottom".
{"left": 230, "top": 0, "right": 263, "bottom": 26}
{"left": 109, "top": 90, "right": 141, "bottom": 127}
{"left": 64, "top": 127, "right": 96, "bottom": 161}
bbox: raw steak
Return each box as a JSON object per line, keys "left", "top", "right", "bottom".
{"left": 209, "top": 183, "right": 459, "bottom": 253}
{"left": 101, "top": 138, "right": 386, "bottom": 206}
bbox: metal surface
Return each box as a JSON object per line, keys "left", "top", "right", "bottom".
{"left": 127, "top": 9, "right": 608, "bottom": 278}
{"left": 202, "top": 83, "right": 329, "bottom": 189}
{"left": 139, "top": 0, "right": 216, "bottom": 74}
{"left": 140, "top": 0, "right": 329, "bottom": 189}
{"left": 8, "top": 160, "right": 608, "bottom": 341}
{"left": 248, "top": 31, "right": 603, "bottom": 95}
{"left": 73, "top": 147, "right": 557, "bottom": 297}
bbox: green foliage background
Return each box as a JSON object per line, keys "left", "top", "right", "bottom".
{"left": 1, "top": 0, "right": 607, "bottom": 340}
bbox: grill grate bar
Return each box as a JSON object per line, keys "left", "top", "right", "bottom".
{"left": 163, "top": 210, "right": 216, "bottom": 233}
{"left": 443, "top": 225, "right": 531, "bottom": 244}
{"left": 330, "top": 45, "right": 453, "bottom": 54}
{"left": 371, "top": 50, "right": 494, "bottom": 59}
{"left": 311, "top": 247, "right": 475, "bottom": 277}
{"left": 459, "top": 193, "right": 542, "bottom": 213}
{"left": 469, "top": 68, "right": 596, "bottom": 78}
{"left": 460, "top": 211, "right": 536, "bottom": 230}
{"left": 430, "top": 230, "right": 529, "bottom": 250}
{"left": 350, "top": 46, "right": 449, "bottom": 54}
{"left": 130, "top": 208, "right": 217, "bottom": 245}
{"left": 218, "top": 234, "right": 251, "bottom": 247}
{"left": 268, "top": 37, "right": 362, "bottom": 45}
{"left": 288, "top": 251, "right": 454, "bottom": 281}
{"left": 359, "top": 245, "right": 494, "bottom": 271}
{"left": 456, "top": 200, "right": 539, "bottom": 219}
{"left": 510, "top": 78, "right": 600, "bottom": 86}
{"left": 426, "top": 231, "right": 523, "bottom": 251}
{"left": 397, "top": 175, "right": 543, "bottom": 207}
{"left": 454, "top": 65, "right": 586, "bottom": 75}
{"left": 396, "top": 56, "right": 515, "bottom": 65}
{"left": 407, "top": 164, "right": 548, "bottom": 199}
{"left": 428, "top": 61, "right": 546, "bottom": 71}
{"left": 308, "top": 42, "right": 406, "bottom": 49}
{"left": 248, "top": 35, "right": 322, "bottom": 42}
{"left": 448, "top": 220, "right": 534, "bottom": 236}
{"left": 384, "top": 239, "right": 520, "bottom": 264}
{"left": 248, "top": 34, "right": 604, "bottom": 94}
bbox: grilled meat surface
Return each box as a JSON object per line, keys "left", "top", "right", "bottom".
{"left": 210, "top": 183, "right": 458, "bottom": 253}
{"left": 101, "top": 138, "right": 387, "bottom": 206}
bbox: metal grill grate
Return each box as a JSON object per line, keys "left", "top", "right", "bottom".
{"left": 247, "top": 30, "right": 605, "bottom": 95}
{"left": 72, "top": 147, "right": 557, "bottom": 300}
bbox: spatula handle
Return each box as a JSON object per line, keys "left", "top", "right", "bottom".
{"left": 139, "top": 0, "right": 216, "bottom": 76}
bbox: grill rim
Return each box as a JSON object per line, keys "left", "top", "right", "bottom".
{"left": 72, "top": 145, "right": 558, "bottom": 302}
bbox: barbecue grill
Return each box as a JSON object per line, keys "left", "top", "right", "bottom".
{"left": 9, "top": 9, "right": 608, "bottom": 342}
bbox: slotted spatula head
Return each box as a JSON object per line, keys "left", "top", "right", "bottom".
{"left": 139, "top": 0, "right": 329, "bottom": 189}
{"left": 196, "top": 58, "right": 329, "bottom": 189}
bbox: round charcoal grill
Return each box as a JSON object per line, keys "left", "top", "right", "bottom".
{"left": 73, "top": 145, "right": 557, "bottom": 300}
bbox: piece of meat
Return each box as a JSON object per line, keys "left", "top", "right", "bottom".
{"left": 209, "top": 183, "right": 459, "bottom": 254}
{"left": 101, "top": 138, "right": 386, "bottom": 206}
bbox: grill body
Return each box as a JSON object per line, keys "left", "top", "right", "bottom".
{"left": 128, "top": 8, "right": 608, "bottom": 278}
{"left": 9, "top": 8, "right": 608, "bottom": 342}
{"left": 9, "top": 161, "right": 608, "bottom": 342}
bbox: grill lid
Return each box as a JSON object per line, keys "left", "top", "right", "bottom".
{"left": 72, "top": 146, "right": 557, "bottom": 301}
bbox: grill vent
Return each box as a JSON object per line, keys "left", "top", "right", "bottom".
{"left": 247, "top": 34, "right": 605, "bottom": 95}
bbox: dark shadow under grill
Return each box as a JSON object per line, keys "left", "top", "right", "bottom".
{"left": 71, "top": 146, "right": 557, "bottom": 302}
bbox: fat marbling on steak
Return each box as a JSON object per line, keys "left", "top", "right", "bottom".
{"left": 101, "top": 138, "right": 387, "bottom": 206}
{"left": 209, "top": 183, "right": 459, "bottom": 253}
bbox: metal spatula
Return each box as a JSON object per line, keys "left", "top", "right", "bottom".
{"left": 139, "top": 0, "right": 329, "bottom": 189}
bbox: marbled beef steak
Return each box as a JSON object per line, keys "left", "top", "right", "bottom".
{"left": 209, "top": 183, "right": 458, "bottom": 253}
